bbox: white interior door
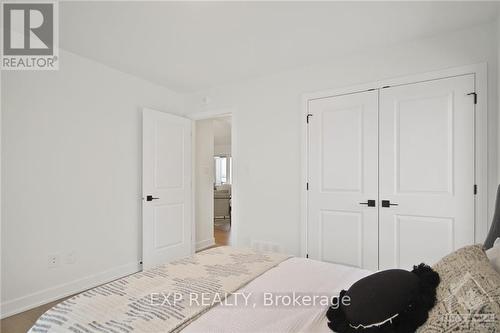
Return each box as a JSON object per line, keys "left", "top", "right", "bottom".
{"left": 307, "top": 90, "right": 379, "bottom": 271}
{"left": 379, "top": 75, "right": 475, "bottom": 270}
{"left": 142, "top": 108, "right": 192, "bottom": 269}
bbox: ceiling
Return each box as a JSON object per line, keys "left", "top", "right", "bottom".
{"left": 60, "top": 1, "right": 499, "bottom": 93}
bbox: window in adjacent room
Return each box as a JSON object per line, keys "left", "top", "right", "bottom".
{"left": 214, "top": 156, "right": 231, "bottom": 185}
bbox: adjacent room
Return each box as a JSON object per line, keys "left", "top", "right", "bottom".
{"left": 212, "top": 117, "right": 232, "bottom": 246}
{"left": 195, "top": 115, "right": 233, "bottom": 250}
{"left": 2, "top": 1, "right": 500, "bottom": 333}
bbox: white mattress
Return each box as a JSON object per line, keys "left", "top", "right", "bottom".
{"left": 183, "top": 257, "right": 372, "bottom": 333}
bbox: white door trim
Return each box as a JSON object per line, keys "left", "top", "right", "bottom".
{"left": 300, "top": 63, "right": 488, "bottom": 258}
{"left": 187, "top": 109, "right": 238, "bottom": 248}
{"left": 188, "top": 109, "right": 233, "bottom": 120}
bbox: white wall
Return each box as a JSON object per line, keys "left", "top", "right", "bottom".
{"left": 195, "top": 119, "right": 215, "bottom": 250}
{"left": 1, "top": 49, "right": 184, "bottom": 317}
{"left": 213, "top": 117, "right": 232, "bottom": 156}
{"left": 185, "top": 22, "right": 499, "bottom": 256}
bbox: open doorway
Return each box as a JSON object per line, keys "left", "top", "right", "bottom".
{"left": 213, "top": 117, "right": 232, "bottom": 245}
{"left": 194, "top": 115, "right": 232, "bottom": 251}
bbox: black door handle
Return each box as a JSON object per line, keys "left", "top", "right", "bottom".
{"left": 146, "top": 195, "right": 160, "bottom": 201}
{"left": 381, "top": 200, "right": 398, "bottom": 208}
{"left": 359, "top": 200, "right": 376, "bottom": 207}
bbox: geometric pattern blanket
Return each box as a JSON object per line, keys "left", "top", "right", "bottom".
{"left": 29, "top": 246, "right": 290, "bottom": 333}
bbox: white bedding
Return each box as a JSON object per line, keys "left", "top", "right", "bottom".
{"left": 183, "top": 257, "right": 372, "bottom": 333}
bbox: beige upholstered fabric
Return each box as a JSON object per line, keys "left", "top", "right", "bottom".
{"left": 418, "top": 244, "right": 500, "bottom": 332}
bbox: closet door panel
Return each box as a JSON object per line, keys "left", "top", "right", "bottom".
{"left": 307, "top": 91, "right": 378, "bottom": 271}
{"left": 379, "top": 75, "right": 475, "bottom": 270}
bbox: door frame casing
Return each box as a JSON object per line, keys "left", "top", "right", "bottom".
{"left": 300, "top": 63, "right": 488, "bottom": 258}
{"left": 188, "top": 109, "right": 237, "bottom": 250}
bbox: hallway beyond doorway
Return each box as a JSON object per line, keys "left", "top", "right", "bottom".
{"left": 214, "top": 219, "right": 231, "bottom": 246}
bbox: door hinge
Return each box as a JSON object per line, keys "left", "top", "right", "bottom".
{"left": 306, "top": 182, "right": 309, "bottom": 190}
{"left": 306, "top": 113, "right": 313, "bottom": 124}
{"left": 474, "top": 184, "right": 478, "bottom": 195}
{"left": 467, "top": 92, "right": 477, "bottom": 105}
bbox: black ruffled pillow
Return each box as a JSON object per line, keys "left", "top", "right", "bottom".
{"left": 326, "top": 264, "right": 440, "bottom": 333}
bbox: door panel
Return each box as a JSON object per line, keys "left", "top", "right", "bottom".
{"left": 319, "top": 210, "right": 363, "bottom": 267}
{"left": 308, "top": 91, "right": 379, "bottom": 271}
{"left": 143, "top": 109, "right": 192, "bottom": 269}
{"left": 379, "top": 75, "right": 475, "bottom": 269}
{"left": 395, "top": 93, "right": 453, "bottom": 193}
{"left": 153, "top": 203, "right": 184, "bottom": 248}
{"left": 321, "top": 106, "right": 363, "bottom": 192}
{"left": 154, "top": 122, "right": 184, "bottom": 188}
{"left": 392, "top": 215, "right": 454, "bottom": 268}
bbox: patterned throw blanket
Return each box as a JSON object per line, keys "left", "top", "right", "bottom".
{"left": 29, "top": 247, "right": 290, "bottom": 333}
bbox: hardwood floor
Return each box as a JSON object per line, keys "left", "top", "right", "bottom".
{"left": 214, "top": 219, "right": 231, "bottom": 246}
{"left": 1, "top": 220, "right": 232, "bottom": 333}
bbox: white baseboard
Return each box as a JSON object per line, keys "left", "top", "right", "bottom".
{"left": 196, "top": 238, "right": 215, "bottom": 251}
{"left": 0, "top": 261, "right": 141, "bottom": 319}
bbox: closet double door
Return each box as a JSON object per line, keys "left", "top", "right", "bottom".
{"left": 307, "top": 74, "right": 475, "bottom": 271}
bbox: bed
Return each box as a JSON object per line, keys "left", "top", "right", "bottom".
{"left": 29, "top": 198, "right": 500, "bottom": 333}
{"left": 183, "top": 257, "right": 371, "bottom": 333}
{"left": 28, "top": 247, "right": 371, "bottom": 333}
